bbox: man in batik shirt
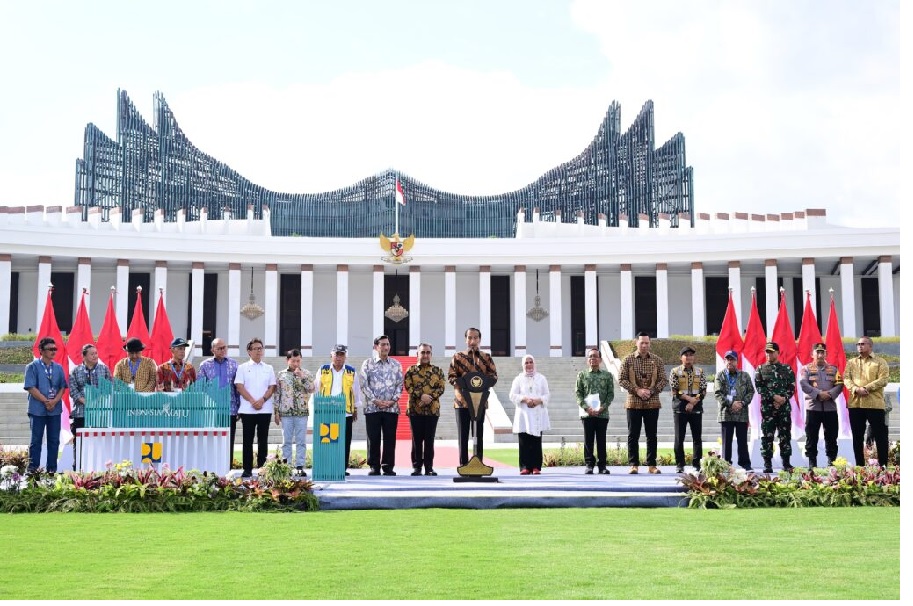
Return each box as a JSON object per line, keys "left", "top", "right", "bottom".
{"left": 361, "top": 335, "right": 404, "bottom": 476}
{"left": 403, "top": 343, "right": 446, "bottom": 476}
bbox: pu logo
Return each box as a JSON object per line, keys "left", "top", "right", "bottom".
{"left": 141, "top": 442, "right": 163, "bottom": 464}
{"left": 320, "top": 422, "right": 340, "bottom": 444}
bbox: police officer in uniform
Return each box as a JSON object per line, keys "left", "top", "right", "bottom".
{"left": 799, "top": 342, "right": 843, "bottom": 468}
{"left": 754, "top": 342, "right": 796, "bottom": 473}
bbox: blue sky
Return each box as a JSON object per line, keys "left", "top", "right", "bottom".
{"left": 0, "top": 0, "right": 902, "bottom": 227}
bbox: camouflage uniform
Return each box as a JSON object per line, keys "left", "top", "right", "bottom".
{"left": 754, "top": 361, "right": 796, "bottom": 463}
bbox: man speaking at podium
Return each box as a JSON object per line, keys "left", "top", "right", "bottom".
{"left": 447, "top": 328, "right": 498, "bottom": 466}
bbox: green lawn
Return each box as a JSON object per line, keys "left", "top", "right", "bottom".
{"left": 1, "top": 508, "right": 898, "bottom": 599}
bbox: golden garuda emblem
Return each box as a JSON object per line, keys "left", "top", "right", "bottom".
{"left": 379, "top": 232, "right": 415, "bottom": 264}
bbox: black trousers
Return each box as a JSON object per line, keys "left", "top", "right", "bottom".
{"left": 627, "top": 408, "right": 659, "bottom": 466}
{"left": 849, "top": 408, "right": 888, "bottom": 466}
{"left": 240, "top": 413, "right": 271, "bottom": 475}
{"left": 804, "top": 410, "right": 839, "bottom": 463}
{"left": 581, "top": 416, "right": 609, "bottom": 469}
{"left": 720, "top": 421, "right": 751, "bottom": 468}
{"left": 517, "top": 432, "right": 543, "bottom": 471}
{"left": 345, "top": 416, "right": 353, "bottom": 468}
{"left": 673, "top": 412, "right": 703, "bottom": 468}
{"left": 229, "top": 414, "right": 238, "bottom": 462}
{"left": 70, "top": 416, "right": 85, "bottom": 471}
{"left": 409, "top": 415, "right": 439, "bottom": 471}
{"left": 365, "top": 412, "right": 398, "bottom": 471}
{"left": 455, "top": 407, "right": 486, "bottom": 466}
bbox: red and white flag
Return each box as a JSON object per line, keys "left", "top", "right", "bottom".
{"left": 824, "top": 294, "right": 852, "bottom": 438}
{"left": 67, "top": 289, "right": 95, "bottom": 367}
{"left": 715, "top": 291, "right": 744, "bottom": 372}
{"left": 395, "top": 178, "right": 406, "bottom": 206}
{"left": 796, "top": 292, "right": 824, "bottom": 432}
{"left": 742, "top": 290, "right": 767, "bottom": 440}
{"left": 126, "top": 287, "right": 151, "bottom": 352}
{"left": 771, "top": 290, "right": 803, "bottom": 436}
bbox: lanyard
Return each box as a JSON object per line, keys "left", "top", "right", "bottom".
{"left": 170, "top": 362, "right": 185, "bottom": 384}
{"left": 43, "top": 362, "right": 54, "bottom": 383}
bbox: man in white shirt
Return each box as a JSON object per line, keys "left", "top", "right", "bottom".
{"left": 234, "top": 338, "right": 277, "bottom": 478}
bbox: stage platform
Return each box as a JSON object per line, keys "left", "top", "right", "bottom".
{"left": 307, "top": 465, "right": 693, "bottom": 510}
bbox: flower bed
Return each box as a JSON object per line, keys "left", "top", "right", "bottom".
{"left": 0, "top": 459, "right": 319, "bottom": 513}
{"left": 679, "top": 452, "right": 900, "bottom": 509}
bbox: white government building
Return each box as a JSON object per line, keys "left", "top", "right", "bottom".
{"left": 0, "top": 204, "right": 900, "bottom": 358}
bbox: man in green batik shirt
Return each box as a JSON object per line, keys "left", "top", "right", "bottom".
{"left": 754, "top": 341, "right": 796, "bottom": 473}
{"left": 575, "top": 347, "right": 614, "bottom": 474}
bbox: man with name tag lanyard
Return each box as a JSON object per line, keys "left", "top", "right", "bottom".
{"left": 156, "top": 337, "right": 197, "bottom": 392}
{"left": 575, "top": 347, "right": 614, "bottom": 475}
{"left": 113, "top": 337, "right": 157, "bottom": 392}
{"left": 68, "top": 344, "right": 112, "bottom": 469}
{"left": 24, "top": 336, "right": 69, "bottom": 473}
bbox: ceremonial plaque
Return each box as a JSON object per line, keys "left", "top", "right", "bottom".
{"left": 454, "top": 371, "right": 498, "bottom": 483}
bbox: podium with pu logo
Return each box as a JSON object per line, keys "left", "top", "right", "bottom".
{"left": 312, "top": 393, "right": 347, "bottom": 481}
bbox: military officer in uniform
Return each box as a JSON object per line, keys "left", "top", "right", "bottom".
{"left": 754, "top": 341, "right": 796, "bottom": 473}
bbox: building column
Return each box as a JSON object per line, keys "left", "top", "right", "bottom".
{"left": 373, "top": 265, "right": 384, "bottom": 342}
{"left": 513, "top": 265, "right": 527, "bottom": 357}
{"left": 479, "top": 266, "right": 491, "bottom": 354}
{"left": 409, "top": 265, "right": 421, "bottom": 355}
{"left": 190, "top": 262, "right": 205, "bottom": 358}
{"left": 656, "top": 263, "right": 669, "bottom": 338}
{"left": 801, "top": 258, "right": 817, "bottom": 313}
{"left": 116, "top": 259, "right": 129, "bottom": 331}
{"left": 691, "top": 262, "right": 706, "bottom": 336}
{"left": 878, "top": 255, "right": 896, "bottom": 337}
{"left": 336, "top": 264, "right": 349, "bottom": 347}
{"left": 77, "top": 258, "right": 92, "bottom": 315}
{"left": 620, "top": 264, "right": 633, "bottom": 339}
{"left": 0, "top": 254, "right": 11, "bottom": 334}
{"left": 445, "top": 266, "right": 456, "bottom": 356}
{"left": 263, "top": 264, "right": 278, "bottom": 356}
{"left": 584, "top": 264, "right": 597, "bottom": 348}
{"left": 152, "top": 261, "right": 167, "bottom": 326}
{"left": 549, "top": 264, "right": 562, "bottom": 357}
{"left": 227, "top": 264, "right": 241, "bottom": 358}
{"left": 300, "top": 265, "right": 313, "bottom": 357}
{"left": 765, "top": 260, "right": 778, "bottom": 339}
{"left": 728, "top": 261, "right": 742, "bottom": 332}
{"left": 839, "top": 257, "right": 856, "bottom": 337}
{"left": 36, "top": 256, "right": 52, "bottom": 327}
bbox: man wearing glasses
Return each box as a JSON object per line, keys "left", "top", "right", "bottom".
{"left": 234, "top": 338, "right": 277, "bottom": 478}
{"left": 843, "top": 336, "right": 890, "bottom": 467}
{"left": 24, "top": 337, "right": 68, "bottom": 473}
{"left": 316, "top": 345, "right": 362, "bottom": 475}
{"left": 199, "top": 338, "right": 240, "bottom": 459}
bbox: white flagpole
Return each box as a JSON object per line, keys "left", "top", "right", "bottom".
{"left": 395, "top": 175, "right": 400, "bottom": 236}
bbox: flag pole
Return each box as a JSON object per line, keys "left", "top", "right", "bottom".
{"left": 395, "top": 174, "right": 400, "bottom": 236}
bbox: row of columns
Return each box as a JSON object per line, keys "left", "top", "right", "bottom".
{"left": 1, "top": 256, "right": 897, "bottom": 357}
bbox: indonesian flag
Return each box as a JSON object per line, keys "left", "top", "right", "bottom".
{"left": 824, "top": 295, "right": 852, "bottom": 438}
{"left": 715, "top": 291, "right": 744, "bottom": 371}
{"left": 33, "top": 285, "right": 71, "bottom": 429}
{"left": 395, "top": 178, "right": 406, "bottom": 206}
{"left": 771, "top": 290, "right": 803, "bottom": 436}
{"left": 742, "top": 290, "right": 767, "bottom": 440}
{"left": 126, "top": 287, "right": 151, "bottom": 352}
{"left": 796, "top": 292, "right": 824, "bottom": 431}
{"left": 67, "top": 289, "right": 95, "bottom": 367}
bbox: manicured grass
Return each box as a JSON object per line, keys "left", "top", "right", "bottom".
{"left": 1, "top": 508, "right": 898, "bottom": 599}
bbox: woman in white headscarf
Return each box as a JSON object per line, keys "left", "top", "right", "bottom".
{"left": 509, "top": 354, "right": 551, "bottom": 474}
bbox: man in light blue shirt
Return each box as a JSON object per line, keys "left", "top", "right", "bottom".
{"left": 24, "top": 336, "right": 68, "bottom": 473}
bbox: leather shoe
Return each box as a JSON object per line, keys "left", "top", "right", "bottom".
{"left": 368, "top": 468, "right": 381, "bottom": 476}
{"left": 344, "top": 471, "right": 350, "bottom": 476}
{"left": 584, "top": 467, "right": 594, "bottom": 475}
{"left": 382, "top": 469, "right": 397, "bottom": 476}
{"left": 424, "top": 469, "right": 438, "bottom": 476}
{"left": 411, "top": 469, "right": 422, "bottom": 476}
{"left": 532, "top": 468, "right": 541, "bottom": 475}
{"left": 648, "top": 466, "right": 661, "bottom": 474}
{"left": 676, "top": 466, "right": 685, "bottom": 473}
{"left": 520, "top": 468, "right": 531, "bottom": 475}
{"left": 598, "top": 468, "right": 610, "bottom": 475}
{"left": 628, "top": 466, "right": 639, "bottom": 474}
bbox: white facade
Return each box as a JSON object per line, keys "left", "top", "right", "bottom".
{"left": 0, "top": 205, "right": 900, "bottom": 357}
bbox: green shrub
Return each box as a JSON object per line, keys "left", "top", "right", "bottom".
{"left": 0, "top": 372, "right": 25, "bottom": 383}
{"left": 0, "top": 334, "right": 36, "bottom": 342}
{"left": 0, "top": 346, "right": 33, "bottom": 365}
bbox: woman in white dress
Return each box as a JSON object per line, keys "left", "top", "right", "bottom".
{"left": 509, "top": 355, "right": 551, "bottom": 474}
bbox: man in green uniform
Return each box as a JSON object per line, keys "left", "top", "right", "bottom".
{"left": 754, "top": 341, "right": 796, "bottom": 473}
